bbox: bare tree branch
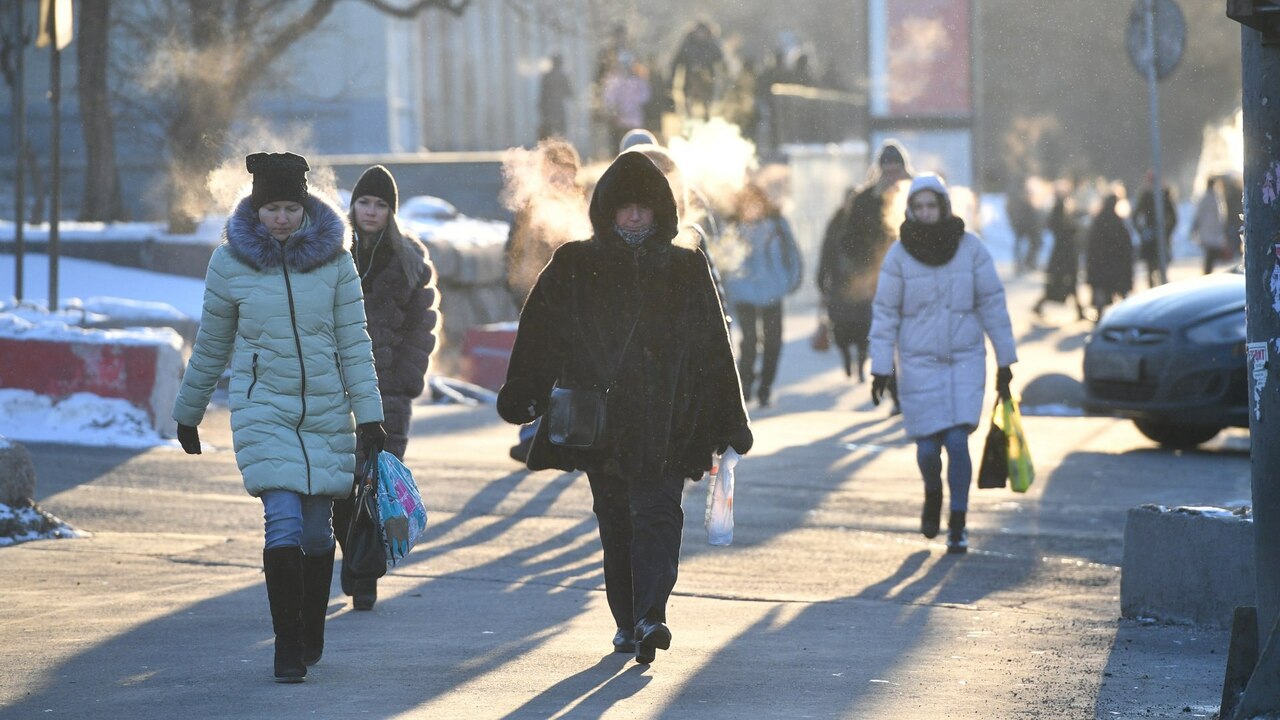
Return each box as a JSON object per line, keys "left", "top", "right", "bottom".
{"left": 357, "top": 0, "right": 472, "bottom": 19}
{"left": 232, "top": 0, "right": 340, "bottom": 94}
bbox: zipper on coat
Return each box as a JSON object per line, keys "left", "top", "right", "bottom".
{"left": 334, "top": 352, "right": 350, "bottom": 398}
{"left": 247, "top": 353, "right": 259, "bottom": 400}
{"left": 281, "top": 262, "right": 312, "bottom": 492}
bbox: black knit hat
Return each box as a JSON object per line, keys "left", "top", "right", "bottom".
{"left": 351, "top": 165, "right": 399, "bottom": 213}
{"left": 246, "top": 152, "right": 310, "bottom": 211}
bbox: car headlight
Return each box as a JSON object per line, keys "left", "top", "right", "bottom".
{"left": 1186, "top": 312, "right": 1247, "bottom": 345}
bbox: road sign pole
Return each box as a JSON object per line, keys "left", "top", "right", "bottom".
{"left": 1145, "top": 0, "right": 1169, "bottom": 285}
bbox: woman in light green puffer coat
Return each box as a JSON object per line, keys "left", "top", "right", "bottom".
{"left": 172, "top": 152, "right": 386, "bottom": 684}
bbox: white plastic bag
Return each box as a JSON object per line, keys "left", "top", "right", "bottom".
{"left": 705, "top": 449, "right": 738, "bottom": 546}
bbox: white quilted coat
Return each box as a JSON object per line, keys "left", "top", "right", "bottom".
{"left": 868, "top": 233, "right": 1018, "bottom": 439}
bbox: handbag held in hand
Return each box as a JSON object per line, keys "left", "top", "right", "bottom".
{"left": 344, "top": 457, "right": 388, "bottom": 581}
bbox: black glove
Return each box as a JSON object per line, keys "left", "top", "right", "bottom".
{"left": 871, "top": 374, "right": 891, "bottom": 406}
{"left": 716, "top": 425, "right": 754, "bottom": 456}
{"left": 177, "top": 423, "right": 201, "bottom": 455}
{"left": 359, "top": 422, "right": 387, "bottom": 455}
{"left": 996, "top": 366, "right": 1013, "bottom": 400}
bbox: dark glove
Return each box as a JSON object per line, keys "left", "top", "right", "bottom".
{"left": 996, "top": 366, "right": 1013, "bottom": 400}
{"left": 359, "top": 422, "right": 387, "bottom": 455}
{"left": 871, "top": 374, "right": 891, "bottom": 406}
{"left": 177, "top": 423, "right": 201, "bottom": 455}
{"left": 716, "top": 425, "right": 754, "bottom": 456}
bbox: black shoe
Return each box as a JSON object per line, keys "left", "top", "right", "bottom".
{"left": 509, "top": 439, "right": 531, "bottom": 463}
{"left": 352, "top": 579, "right": 377, "bottom": 611}
{"left": 635, "top": 620, "right": 672, "bottom": 664}
{"left": 613, "top": 627, "right": 636, "bottom": 653}
{"left": 921, "top": 489, "right": 942, "bottom": 539}
{"left": 757, "top": 388, "right": 771, "bottom": 408}
{"left": 946, "top": 511, "right": 968, "bottom": 554}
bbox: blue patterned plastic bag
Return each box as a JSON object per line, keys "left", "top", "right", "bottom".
{"left": 373, "top": 451, "right": 427, "bottom": 566}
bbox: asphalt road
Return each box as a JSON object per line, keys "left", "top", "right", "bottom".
{"left": 0, "top": 261, "right": 1248, "bottom": 719}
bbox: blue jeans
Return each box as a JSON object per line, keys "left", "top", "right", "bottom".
{"left": 915, "top": 426, "right": 972, "bottom": 512}
{"left": 261, "top": 490, "right": 336, "bottom": 554}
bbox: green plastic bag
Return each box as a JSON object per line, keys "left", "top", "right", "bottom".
{"left": 1002, "top": 396, "right": 1035, "bottom": 493}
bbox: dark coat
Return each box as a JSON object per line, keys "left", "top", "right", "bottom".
{"left": 1043, "top": 200, "right": 1080, "bottom": 303}
{"left": 497, "top": 151, "right": 752, "bottom": 481}
{"left": 1086, "top": 202, "right": 1134, "bottom": 297}
{"left": 817, "top": 185, "right": 893, "bottom": 347}
{"left": 349, "top": 215, "right": 440, "bottom": 400}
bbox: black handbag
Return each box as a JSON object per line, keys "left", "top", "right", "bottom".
{"left": 977, "top": 398, "right": 1009, "bottom": 490}
{"left": 546, "top": 298, "right": 641, "bottom": 450}
{"left": 343, "top": 455, "right": 388, "bottom": 580}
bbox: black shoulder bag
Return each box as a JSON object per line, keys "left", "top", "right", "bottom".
{"left": 546, "top": 294, "right": 641, "bottom": 450}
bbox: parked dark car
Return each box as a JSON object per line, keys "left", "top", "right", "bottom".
{"left": 1082, "top": 271, "right": 1247, "bottom": 448}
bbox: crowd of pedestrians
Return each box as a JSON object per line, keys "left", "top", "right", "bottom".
{"left": 170, "top": 115, "right": 1238, "bottom": 684}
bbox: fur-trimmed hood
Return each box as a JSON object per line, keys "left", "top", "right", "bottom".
{"left": 225, "top": 194, "right": 350, "bottom": 272}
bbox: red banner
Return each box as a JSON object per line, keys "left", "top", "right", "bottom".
{"left": 872, "top": 0, "right": 972, "bottom": 118}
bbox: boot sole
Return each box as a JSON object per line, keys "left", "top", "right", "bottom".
{"left": 274, "top": 674, "right": 306, "bottom": 684}
{"left": 635, "top": 623, "right": 671, "bottom": 663}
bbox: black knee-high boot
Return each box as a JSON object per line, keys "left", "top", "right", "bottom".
{"left": 947, "top": 511, "right": 968, "bottom": 554}
{"left": 263, "top": 546, "right": 307, "bottom": 682}
{"left": 921, "top": 488, "right": 942, "bottom": 539}
{"left": 301, "top": 547, "right": 335, "bottom": 666}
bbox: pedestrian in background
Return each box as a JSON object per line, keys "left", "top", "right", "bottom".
{"left": 497, "top": 151, "right": 752, "bottom": 665}
{"left": 331, "top": 165, "right": 440, "bottom": 610}
{"left": 817, "top": 141, "right": 911, "bottom": 388}
{"left": 537, "top": 52, "right": 574, "bottom": 141}
{"left": 602, "top": 55, "right": 652, "bottom": 154}
{"left": 719, "top": 182, "right": 803, "bottom": 408}
{"left": 1033, "top": 187, "right": 1087, "bottom": 321}
{"left": 669, "top": 19, "right": 725, "bottom": 121}
{"left": 1086, "top": 191, "right": 1135, "bottom": 321}
{"left": 868, "top": 173, "right": 1018, "bottom": 555}
{"left": 173, "top": 152, "right": 386, "bottom": 683}
{"left": 1133, "top": 171, "right": 1178, "bottom": 288}
{"left": 1191, "top": 176, "right": 1226, "bottom": 275}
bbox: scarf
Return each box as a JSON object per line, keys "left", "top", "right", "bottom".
{"left": 615, "top": 223, "right": 654, "bottom": 248}
{"left": 899, "top": 216, "right": 965, "bottom": 266}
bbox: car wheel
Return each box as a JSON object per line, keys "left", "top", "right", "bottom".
{"left": 1133, "top": 419, "right": 1223, "bottom": 449}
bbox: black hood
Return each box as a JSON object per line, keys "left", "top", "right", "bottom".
{"left": 588, "top": 151, "right": 680, "bottom": 248}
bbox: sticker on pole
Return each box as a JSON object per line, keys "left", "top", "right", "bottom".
{"left": 1248, "top": 341, "right": 1268, "bottom": 423}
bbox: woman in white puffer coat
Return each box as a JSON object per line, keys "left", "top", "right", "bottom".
{"left": 868, "top": 173, "right": 1018, "bottom": 554}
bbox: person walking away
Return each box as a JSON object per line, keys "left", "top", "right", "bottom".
{"left": 173, "top": 152, "right": 386, "bottom": 682}
{"left": 537, "top": 53, "right": 574, "bottom": 140}
{"left": 496, "top": 151, "right": 753, "bottom": 664}
{"left": 1085, "top": 192, "right": 1135, "bottom": 321}
{"left": 1033, "top": 188, "right": 1087, "bottom": 321}
{"left": 1192, "top": 176, "right": 1226, "bottom": 275}
{"left": 1133, "top": 171, "right": 1178, "bottom": 288}
{"left": 817, "top": 141, "right": 912, "bottom": 387}
{"left": 719, "top": 183, "right": 803, "bottom": 408}
{"left": 331, "top": 165, "right": 439, "bottom": 610}
{"left": 868, "top": 173, "right": 1018, "bottom": 554}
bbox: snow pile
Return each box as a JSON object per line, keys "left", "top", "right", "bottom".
{"left": 0, "top": 390, "right": 173, "bottom": 448}
{"left": 0, "top": 254, "right": 209, "bottom": 320}
{"left": 0, "top": 501, "right": 83, "bottom": 546}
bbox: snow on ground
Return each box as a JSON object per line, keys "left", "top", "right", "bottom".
{"left": 0, "top": 500, "right": 84, "bottom": 547}
{"left": 1, "top": 253, "right": 208, "bottom": 320}
{"left": 0, "top": 390, "right": 176, "bottom": 449}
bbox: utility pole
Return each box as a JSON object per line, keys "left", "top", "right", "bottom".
{"left": 47, "top": 0, "right": 61, "bottom": 313}
{"left": 12, "top": 0, "right": 25, "bottom": 302}
{"left": 1224, "top": 2, "right": 1280, "bottom": 716}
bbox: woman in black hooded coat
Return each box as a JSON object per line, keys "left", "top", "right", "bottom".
{"left": 497, "top": 151, "right": 752, "bottom": 665}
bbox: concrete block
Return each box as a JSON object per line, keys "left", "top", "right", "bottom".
{"left": 460, "top": 322, "right": 518, "bottom": 392}
{"left": 1121, "top": 504, "right": 1254, "bottom": 628}
{"left": 0, "top": 332, "right": 184, "bottom": 437}
{"left": 0, "top": 438, "right": 36, "bottom": 506}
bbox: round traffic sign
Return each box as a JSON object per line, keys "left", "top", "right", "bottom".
{"left": 1126, "top": 0, "right": 1186, "bottom": 81}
